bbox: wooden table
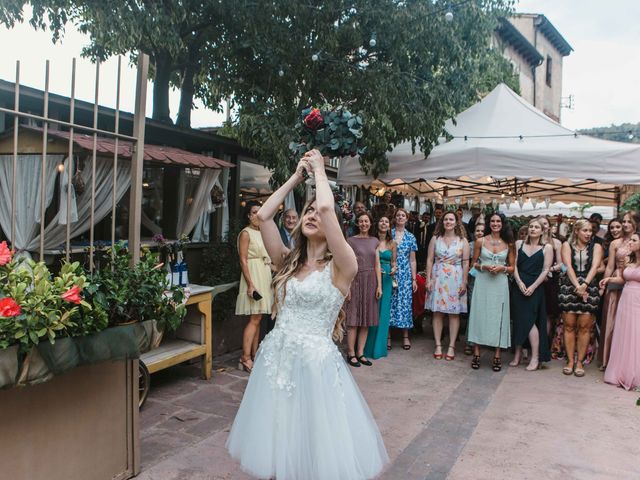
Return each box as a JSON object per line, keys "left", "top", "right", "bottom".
{"left": 141, "top": 284, "right": 214, "bottom": 380}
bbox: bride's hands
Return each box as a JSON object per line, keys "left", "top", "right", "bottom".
{"left": 295, "top": 158, "right": 311, "bottom": 180}
{"left": 303, "top": 149, "right": 326, "bottom": 176}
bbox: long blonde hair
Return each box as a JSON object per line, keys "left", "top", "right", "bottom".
{"left": 569, "top": 218, "right": 591, "bottom": 246}
{"left": 271, "top": 197, "right": 346, "bottom": 342}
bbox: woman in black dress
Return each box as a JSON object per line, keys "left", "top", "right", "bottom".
{"left": 510, "top": 218, "right": 554, "bottom": 370}
{"left": 558, "top": 218, "right": 603, "bottom": 377}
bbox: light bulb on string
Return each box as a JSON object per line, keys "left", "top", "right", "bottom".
{"left": 311, "top": 53, "right": 319, "bottom": 62}
{"left": 278, "top": 69, "right": 284, "bottom": 77}
{"left": 369, "top": 33, "right": 377, "bottom": 48}
{"left": 445, "top": 11, "right": 454, "bottom": 22}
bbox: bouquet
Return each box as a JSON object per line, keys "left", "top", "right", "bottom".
{"left": 289, "top": 105, "right": 366, "bottom": 160}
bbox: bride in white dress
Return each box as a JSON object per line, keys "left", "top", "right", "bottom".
{"left": 226, "top": 150, "right": 388, "bottom": 479}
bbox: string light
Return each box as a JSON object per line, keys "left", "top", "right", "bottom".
{"left": 369, "top": 33, "right": 377, "bottom": 48}
{"left": 311, "top": 53, "right": 319, "bottom": 62}
{"left": 445, "top": 11, "right": 454, "bottom": 22}
{"left": 278, "top": 69, "right": 284, "bottom": 77}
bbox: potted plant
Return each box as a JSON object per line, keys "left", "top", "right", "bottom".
{"left": 89, "top": 242, "right": 187, "bottom": 347}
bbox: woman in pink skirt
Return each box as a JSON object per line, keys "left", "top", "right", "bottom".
{"left": 602, "top": 230, "right": 640, "bottom": 390}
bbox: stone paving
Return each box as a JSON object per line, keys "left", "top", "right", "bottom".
{"left": 136, "top": 331, "right": 640, "bottom": 480}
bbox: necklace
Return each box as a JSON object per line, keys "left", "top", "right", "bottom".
{"left": 489, "top": 236, "right": 502, "bottom": 246}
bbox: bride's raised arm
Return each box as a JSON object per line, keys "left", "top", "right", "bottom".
{"left": 257, "top": 159, "right": 308, "bottom": 270}
{"left": 305, "top": 150, "right": 357, "bottom": 294}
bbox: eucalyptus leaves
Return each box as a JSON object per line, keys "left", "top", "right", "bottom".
{"left": 289, "top": 105, "right": 366, "bottom": 159}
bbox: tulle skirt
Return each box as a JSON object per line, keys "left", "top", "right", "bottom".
{"left": 227, "top": 335, "right": 389, "bottom": 480}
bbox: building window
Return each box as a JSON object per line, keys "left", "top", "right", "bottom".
{"left": 545, "top": 55, "right": 553, "bottom": 87}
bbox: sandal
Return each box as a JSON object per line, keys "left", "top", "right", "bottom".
{"left": 387, "top": 338, "right": 392, "bottom": 351}
{"left": 562, "top": 364, "right": 574, "bottom": 375}
{"left": 402, "top": 336, "right": 411, "bottom": 350}
{"left": 492, "top": 356, "right": 502, "bottom": 372}
{"left": 574, "top": 362, "right": 585, "bottom": 377}
{"left": 463, "top": 344, "right": 473, "bottom": 356}
{"left": 238, "top": 358, "right": 253, "bottom": 373}
{"left": 347, "top": 355, "right": 361, "bottom": 367}
{"left": 358, "top": 355, "right": 372, "bottom": 366}
{"left": 433, "top": 344, "right": 443, "bottom": 360}
{"left": 471, "top": 355, "right": 480, "bottom": 370}
{"left": 445, "top": 346, "right": 455, "bottom": 361}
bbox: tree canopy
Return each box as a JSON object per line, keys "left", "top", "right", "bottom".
{"left": 2, "top": 0, "right": 519, "bottom": 181}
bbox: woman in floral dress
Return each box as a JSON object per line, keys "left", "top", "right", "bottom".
{"left": 425, "top": 211, "right": 469, "bottom": 361}
{"left": 390, "top": 208, "right": 418, "bottom": 350}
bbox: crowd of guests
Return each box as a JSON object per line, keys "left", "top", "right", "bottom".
{"left": 234, "top": 195, "right": 640, "bottom": 392}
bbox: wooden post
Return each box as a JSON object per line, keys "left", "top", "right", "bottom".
{"left": 129, "top": 53, "right": 149, "bottom": 264}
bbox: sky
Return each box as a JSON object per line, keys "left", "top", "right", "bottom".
{"left": 0, "top": 1, "right": 638, "bottom": 131}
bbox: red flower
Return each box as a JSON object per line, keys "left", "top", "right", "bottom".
{"left": 61, "top": 286, "right": 82, "bottom": 304}
{"left": 0, "top": 297, "right": 21, "bottom": 317}
{"left": 0, "top": 241, "right": 11, "bottom": 266}
{"left": 303, "top": 108, "right": 324, "bottom": 130}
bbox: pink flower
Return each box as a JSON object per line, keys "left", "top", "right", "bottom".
{"left": 0, "top": 297, "right": 21, "bottom": 317}
{"left": 61, "top": 286, "right": 82, "bottom": 304}
{"left": 0, "top": 241, "right": 11, "bottom": 266}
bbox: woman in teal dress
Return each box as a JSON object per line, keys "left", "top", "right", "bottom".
{"left": 364, "top": 216, "right": 397, "bottom": 359}
{"left": 468, "top": 212, "right": 515, "bottom": 371}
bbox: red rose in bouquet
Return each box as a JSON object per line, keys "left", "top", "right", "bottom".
{"left": 0, "top": 297, "right": 21, "bottom": 317}
{"left": 61, "top": 286, "right": 82, "bottom": 304}
{"left": 0, "top": 241, "right": 12, "bottom": 266}
{"left": 303, "top": 108, "right": 324, "bottom": 130}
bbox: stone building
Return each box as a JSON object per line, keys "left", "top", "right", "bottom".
{"left": 495, "top": 14, "right": 573, "bottom": 122}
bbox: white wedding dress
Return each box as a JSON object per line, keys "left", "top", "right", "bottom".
{"left": 227, "top": 262, "right": 389, "bottom": 480}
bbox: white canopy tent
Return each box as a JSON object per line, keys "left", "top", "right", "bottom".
{"left": 337, "top": 84, "right": 640, "bottom": 206}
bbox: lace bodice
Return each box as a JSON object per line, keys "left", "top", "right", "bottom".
{"left": 260, "top": 262, "right": 346, "bottom": 394}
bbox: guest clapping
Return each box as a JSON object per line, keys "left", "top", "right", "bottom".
{"left": 425, "top": 211, "right": 469, "bottom": 361}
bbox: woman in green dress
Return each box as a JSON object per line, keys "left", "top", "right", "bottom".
{"left": 510, "top": 218, "right": 554, "bottom": 370}
{"left": 364, "top": 216, "right": 397, "bottom": 359}
{"left": 468, "top": 212, "right": 515, "bottom": 371}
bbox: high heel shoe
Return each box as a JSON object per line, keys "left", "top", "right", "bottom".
{"left": 238, "top": 359, "right": 253, "bottom": 373}
{"left": 445, "top": 346, "right": 455, "bottom": 361}
{"left": 471, "top": 355, "right": 480, "bottom": 369}
{"left": 433, "top": 344, "right": 443, "bottom": 360}
{"left": 492, "top": 356, "right": 502, "bottom": 372}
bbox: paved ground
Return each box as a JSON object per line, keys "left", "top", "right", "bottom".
{"left": 136, "top": 329, "right": 640, "bottom": 480}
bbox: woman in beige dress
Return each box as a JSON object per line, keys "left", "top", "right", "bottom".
{"left": 235, "top": 201, "right": 274, "bottom": 372}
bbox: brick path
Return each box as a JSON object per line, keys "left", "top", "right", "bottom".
{"left": 136, "top": 332, "right": 640, "bottom": 480}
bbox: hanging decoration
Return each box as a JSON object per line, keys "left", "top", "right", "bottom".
{"left": 531, "top": 197, "right": 538, "bottom": 209}
{"left": 518, "top": 195, "right": 525, "bottom": 210}
{"left": 491, "top": 198, "right": 498, "bottom": 210}
{"left": 544, "top": 196, "right": 552, "bottom": 209}
{"left": 466, "top": 198, "right": 473, "bottom": 211}
{"left": 505, "top": 196, "right": 512, "bottom": 209}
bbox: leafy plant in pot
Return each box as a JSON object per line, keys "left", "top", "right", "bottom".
{"left": 88, "top": 243, "right": 187, "bottom": 346}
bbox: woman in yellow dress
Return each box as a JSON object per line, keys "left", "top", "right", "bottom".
{"left": 235, "top": 201, "right": 273, "bottom": 372}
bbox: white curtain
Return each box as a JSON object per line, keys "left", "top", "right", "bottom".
{"left": 58, "top": 157, "right": 78, "bottom": 225}
{"left": 176, "top": 168, "right": 221, "bottom": 239}
{"left": 220, "top": 168, "right": 230, "bottom": 241}
{"left": 28, "top": 157, "right": 132, "bottom": 251}
{"left": 0, "top": 154, "right": 61, "bottom": 251}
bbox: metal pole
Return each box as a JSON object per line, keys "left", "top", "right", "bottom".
{"left": 111, "top": 57, "right": 121, "bottom": 260}
{"left": 11, "top": 61, "right": 19, "bottom": 250}
{"left": 65, "top": 58, "right": 76, "bottom": 262}
{"left": 89, "top": 61, "right": 100, "bottom": 272}
{"left": 39, "top": 60, "right": 50, "bottom": 260}
{"left": 129, "top": 53, "right": 149, "bottom": 265}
